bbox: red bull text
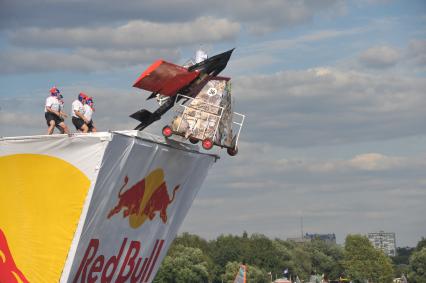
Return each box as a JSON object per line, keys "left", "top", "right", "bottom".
{"left": 73, "top": 238, "right": 165, "bottom": 283}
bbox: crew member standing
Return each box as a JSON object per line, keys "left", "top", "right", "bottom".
{"left": 71, "top": 93, "right": 89, "bottom": 133}
{"left": 84, "top": 97, "right": 97, "bottom": 132}
{"left": 58, "top": 94, "right": 67, "bottom": 118}
{"left": 45, "top": 87, "right": 69, "bottom": 135}
{"left": 55, "top": 93, "right": 68, "bottom": 133}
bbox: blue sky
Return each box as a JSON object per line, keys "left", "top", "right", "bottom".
{"left": 0, "top": 0, "right": 425, "bottom": 246}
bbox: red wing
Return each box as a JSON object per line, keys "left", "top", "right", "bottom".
{"left": 133, "top": 60, "right": 199, "bottom": 97}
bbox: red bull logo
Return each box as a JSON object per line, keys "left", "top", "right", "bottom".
{"left": 0, "top": 228, "right": 29, "bottom": 283}
{"left": 107, "top": 168, "right": 180, "bottom": 228}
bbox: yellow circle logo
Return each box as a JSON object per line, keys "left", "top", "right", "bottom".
{"left": 0, "top": 154, "right": 90, "bottom": 282}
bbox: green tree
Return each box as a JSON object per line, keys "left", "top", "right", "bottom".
{"left": 291, "top": 243, "right": 313, "bottom": 279}
{"left": 393, "top": 247, "right": 414, "bottom": 265}
{"left": 209, "top": 234, "right": 246, "bottom": 267}
{"left": 415, "top": 237, "right": 426, "bottom": 251}
{"left": 207, "top": 234, "right": 247, "bottom": 282}
{"left": 392, "top": 247, "right": 414, "bottom": 278}
{"left": 153, "top": 244, "right": 209, "bottom": 283}
{"left": 408, "top": 247, "right": 426, "bottom": 283}
{"left": 271, "top": 240, "right": 294, "bottom": 277}
{"left": 342, "top": 234, "right": 394, "bottom": 283}
{"left": 172, "top": 232, "right": 210, "bottom": 254}
{"left": 246, "top": 234, "right": 283, "bottom": 272}
{"left": 307, "top": 239, "right": 344, "bottom": 278}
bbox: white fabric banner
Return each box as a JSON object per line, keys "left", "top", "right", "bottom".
{"left": 0, "top": 134, "right": 109, "bottom": 178}
{"left": 68, "top": 133, "right": 216, "bottom": 283}
{"left": 0, "top": 133, "right": 109, "bottom": 282}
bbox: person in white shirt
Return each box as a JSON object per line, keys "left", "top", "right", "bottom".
{"left": 45, "top": 87, "right": 69, "bottom": 135}
{"left": 71, "top": 92, "right": 89, "bottom": 133}
{"left": 84, "top": 97, "right": 97, "bottom": 132}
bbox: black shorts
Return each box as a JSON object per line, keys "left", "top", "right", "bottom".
{"left": 45, "top": 112, "right": 62, "bottom": 126}
{"left": 87, "top": 120, "right": 94, "bottom": 131}
{"left": 72, "top": 117, "right": 86, "bottom": 130}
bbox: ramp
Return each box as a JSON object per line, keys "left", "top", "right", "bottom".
{"left": 0, "top": 131, "right": 217, "bottom": 282}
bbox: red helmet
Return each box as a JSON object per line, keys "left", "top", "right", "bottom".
{"left": 86, "top": 97, "right": 94, "bottom": 105}
{"left": 87, "top": 97, "right": 95, "bottom": 110}
{"left": 50, "top": 87, "right": 60, "bottom": 96}
{"left": 78, "top": 92, "right": 88, "bottom": 102}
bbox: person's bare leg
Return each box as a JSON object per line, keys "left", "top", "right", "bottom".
{"left": 59, "top": 122, "right": 70, "bottom": 134}
{"left": 81, "top": 124, "right": 89, "bottom": 133}
{"left": 56, "top": 125, "right": 64, "bottom": 134}
{"left": 91, "top": 126, "right": 97, "bottom": 132}
{"left": 47, "top": 120, "right": 55, "bottom": 135}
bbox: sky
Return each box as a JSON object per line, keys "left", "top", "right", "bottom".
{"left": 0, "top": 0, "right": 425, "bottom": 247}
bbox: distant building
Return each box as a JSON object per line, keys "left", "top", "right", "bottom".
{"left": 367, "top": 231, "right": 396, "bottom": 257}
{"left": 304, "top": 233, "right": 337, "bottom": 244}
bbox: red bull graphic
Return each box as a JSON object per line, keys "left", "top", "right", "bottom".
{"left": 73, "top": 238, "right": 165, "bottom": 283}
{"left": 143, "top": 181, "right": 179, "bottom": 223}
{"left": 107, "top": 168, "right": 180, "bottom": 228}
{"left": 0, "top": 228, "right": 29, "bottom": 283}
{"left": 107, "top": 176, "right": 142, "bottom": 219}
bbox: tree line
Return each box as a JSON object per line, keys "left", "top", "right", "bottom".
{"left": 153, "top": 232, "right": 426, "bottom": 283}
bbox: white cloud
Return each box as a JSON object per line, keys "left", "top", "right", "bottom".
{"left": 348, "top": 153, "right": 402, "bottom": 170}
{"left": 304, "top": 152, "right": 409, "bottom": 173}
{"left": 2, "top": 64, "right": 424, "bottom": 147}
{"left": 183, "top": 154, "right": 426, "bottom": 244}
{"left": 233, "top": 67, "right": 426, "bottom": 146}
{"left": 359, "top": 45, "right": 401, "bottom": 68}
{"left": 0, "top": 111, "right": 39, "bottom": 128}
{"left": 0, "top": 16, "right": 240, "bottom": 74}
{"left": 241, "top": 27, "right": 365, "bottom": 55}
{"left": 0, "top": 0, "right": 345, "bottom": 34}
{"left": 358, "top": 0, "right": 392, "bottom": 4}
{"left": 9, "top": 17, "right": 240, "bottom": 49}
{"left": 0, "top": 110, "right": 43, "bottom": 137}
{"left": 228, "top": 147, "right": 420, "bottom": 177}
{"left": 0, "top": 48, "right": 180, "bottom": 74}
{"left": 406, "top": 39, "right": 426, "bottom": 66}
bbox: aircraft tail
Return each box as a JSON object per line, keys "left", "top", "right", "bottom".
{"left": 130, "top": 98, "right": 175, "bottom": 130}
{"left": 130, "top": 110, "right": 159, "bottom": 131}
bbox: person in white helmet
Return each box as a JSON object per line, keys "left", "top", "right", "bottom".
{"left": 45, "top": 87, "right": 69, "bottom": 134}
{"left": 84, "top": 97, "right": 97, "bottom": 132}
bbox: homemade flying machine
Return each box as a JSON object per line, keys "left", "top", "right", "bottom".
{"left": 131, "top": 48, "right": 244, "bottom": 156}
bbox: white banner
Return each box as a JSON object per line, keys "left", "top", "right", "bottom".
{"left": 68, "top": 133, "right": 216, "bottom": 283}
{"left": 0, "top": 134, "right": 109, "bottom": 178}
{"left": 0, "top": 133, "right": 108, "bottom": 282}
